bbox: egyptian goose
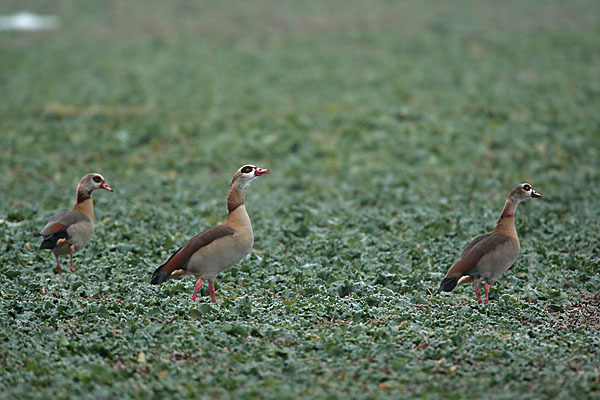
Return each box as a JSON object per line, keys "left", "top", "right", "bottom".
{"left": 436, "top": 183, "right": 542, "bottom": 304}
{"left": 40, "top": 173, "right": 113, "bottom": 276}
{"left": 151, "top": 164, "right": 269, "bottom": 303}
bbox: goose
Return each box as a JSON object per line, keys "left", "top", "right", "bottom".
{"left": 151, "top": 165, "right": 269, "bottom": 303}
{"left": 40, "top": 173, "right": 113, "bottom": 276}
{"left": 437, "top": 183, "right": 542, "bottom": 304}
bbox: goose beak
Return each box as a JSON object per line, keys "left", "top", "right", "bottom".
{"left": 254, "top": 168, "right": 269, "bottom": 176}
{"left": 101, "top": 182, "right": 113, "bottom": 192}
{"left": 531, "top": 190, "right": 541, "bottom": 198}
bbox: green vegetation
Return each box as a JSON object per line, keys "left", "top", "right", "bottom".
{"left": 1, "top": 0, "right": 599, "bottom": 398}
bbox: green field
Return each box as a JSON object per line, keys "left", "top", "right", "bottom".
{"left": 1, "top": 1, "right": 599, "bottom": 398}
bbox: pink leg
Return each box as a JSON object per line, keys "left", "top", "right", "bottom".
{"left": 208, "top": 281, "right": 217, "bottom": 303}
{"left": 69, "top": 245, "right": 75, "bottom": 272}
{"left": 55, "top": 255, "right": 62, "bottom": 277}
{"left": 484, "top": 283, "right": 490, "bottom": 305}
{"left": 474, "top": 283, "right": 482, "bottom": 304}
{"left": 191, "top": 278, "right": 203, "bottom": 302}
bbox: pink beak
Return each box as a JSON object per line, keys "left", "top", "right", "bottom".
{"left": 254, "top": 168, "right": 269, "bottom": 176}
{"left": 101, "top": 182, "right": 113, "bottom": 192}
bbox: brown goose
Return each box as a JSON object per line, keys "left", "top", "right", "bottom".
{"left": 151, "top": 164, "right": 269, "bottom": 303}
{"left": 437, "top": 183, "right": 542, "bottom": 304}
{"left": 40, "top": 173, "right": 113, "bottom": 276}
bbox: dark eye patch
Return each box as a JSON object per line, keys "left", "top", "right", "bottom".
{"left": 523, "top": 184, "right": 531, "bottom": 191}
{"left": 93, "top": 176, "right": 102, "bottom": 183}
{"left": 241, "top": 166, "right": 253, "bottom": 174}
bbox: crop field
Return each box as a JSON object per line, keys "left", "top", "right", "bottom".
{"left": 1, "top": 0, "right": 599, "bottom": 398}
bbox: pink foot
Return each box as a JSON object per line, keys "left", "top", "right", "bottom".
{"left": 69, "top": 245, "right": 75, "bottom": 273}
{"left": 191, "top": 278, "right": 203, "bottom": 302}
{"left": 484, "top": 283, "right": 490, "bottom": 305}
{"left": 474, "top": 283, "right": 482, "bottom": 304}
{"left": 55, "top": 255, "right": 62, "bottom": 277}
{"left": 208, "top": 281, "right": 217, "bottom": 303}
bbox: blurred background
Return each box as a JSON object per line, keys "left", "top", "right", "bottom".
{"left": 2, "top": 0, "right": 598, "bottom": 196}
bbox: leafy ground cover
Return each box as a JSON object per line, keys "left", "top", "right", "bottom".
{"left": 1, "top": 0, "right": 599, "bottom": 398}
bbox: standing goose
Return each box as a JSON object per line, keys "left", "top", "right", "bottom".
{"left": 40, "top": 173, "right": 113, "bottom": 276}
{"left": 151, "top": 164, "right": 269, "bottom": 303}
{"left": 437, "top": 183, "right": 542, "bottom": 304}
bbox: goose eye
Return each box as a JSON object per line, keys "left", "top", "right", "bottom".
{"left": 93, "top": 176, "right": 102, "bottom": 183}
{"left": 241, "top": 166, "right": 253, "bottom": 174}
{"left": 523, "top": 184, "right": 531, "bottom": 191}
